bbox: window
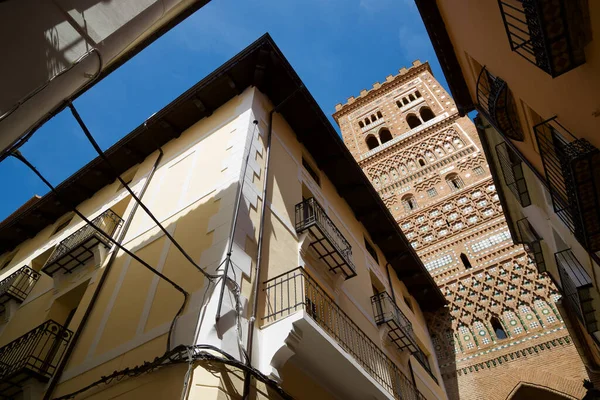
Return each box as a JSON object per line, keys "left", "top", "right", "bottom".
{"left": 420, "top": 106, "right": 435, "bottom": 122}
{"left": 409, "top": 94, "right": 415, "bottom": 102}
{"left": 404, "top": 295, "right": 413, "bottom": 311}
{"left": 415, "top": 90, "right": 422, "bottom": 98}
{"left": 491, "top": 317, "right": 507, "bottom": 340}
{"left": 446, "top": 173, "right": 464, "bottom": 192}
{"left": 403, "top": 98, "right": 409, "bottom": 105}
{"left": 358, "top": 121, "right": 364, "bottom": 128}
{"left": 366, "top": 135, "right": 379, "bottom": 150}
{"left": 53, "top": 216, "right": 73, "bottom": 235}
{"left": 406, "top": 114, "right": 421, "bottom": 129}
{"left": 396, "top": 101, "right": 402, "bottom": 108}
{"left": 460, "top": 253, "right": 473, "bottom": 269}
{"left": 302, "top": 158, "right": 320, "bottom": 186}
{"left": 473, "top": 166, "right": 485, "bottom": 176}
{"left": 418, "top": 159, "right": 426, "bottom": 167}
{"left": 364, "top": 238, "right": 379, "bottom": 264}
{"left": 371, "top": 114, "right": 377, "bottom": 123}
{"left": 402, "top": 195, "right": 417, "bottom": 212}
{"left": 427, "top": 188, "right": 437, "bottom": 197}
{"left": 379, "top": 128, "right": 392, "bottom": 144}
{"left": 365, "top": 118, "right": 371, "bottom": 125}
{"left": 376, "top": 111, "right": 383, "bottom": 119}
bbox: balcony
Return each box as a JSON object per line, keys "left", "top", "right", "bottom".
{"left": 555, "top": 249, "right": 597, "bottom": 333}
{"left": 42, "top": 209, "right": 123, "bottom": 276}
{"left": 496, "top": 142, "right": 531, "bottom": 207}
{"left": 295, "top": 198, "right": 356, "bottom": 279}
{"left": 0, "top": 320, "right": 72, "bottom": 398}
{"left": 371, "top": 292, "right": 418, "bottom": 354}
{"left": 476, "top": 67, "right": 524, "bottom": 142}
{"left": 498, "top": 0, "right": 588, "bottom": 77}
{"left": 261, "top": 268, "right": 424, "bottom": 400}
{"left": 0, "top": 266, "right": 40, "bottom": 306}
{"left": 516, "top": 219, "right": 546, "bottom": 273}
{"left": 535, "top": 118, "right": 600, "bottom": 253}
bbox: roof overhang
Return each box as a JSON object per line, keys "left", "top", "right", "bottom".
{"left": 0, "top": 34, "right": 446, "bottom": 311}
{"left": 0, "top": 0, "right": 211, "bottom": 161}
{"left": 414, "top": 0, "right": 475, "bottom": 116}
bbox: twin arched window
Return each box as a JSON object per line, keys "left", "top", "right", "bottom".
{"left": 402, "top": 194, "right": 417, "bottom": 212}
{"left": 446, "top": 173, "right": 464, "bottom": 192}
{"left": 365, "top": 128, "right": 393, "bottom": 150}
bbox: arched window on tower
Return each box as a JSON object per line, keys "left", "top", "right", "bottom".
{"left": 366, "top": 135, "right": 379, "bottom": 150}
{"left": 358, "top": 121, "right": 364, "bottom": 128}
{"left": 491, "top": 316, "right": 507, "bottom": 340}
{"left": 377, "top": 111, "right": 383, "bottom": 119}
{"left": 365, "top": 118, "right": 371, "bottom": 125}
{"left": 371, "top": 114, "right": 377, "bottom": 123}
{"left": 460, "top": 253, "right": 472, "bottom": 269}
{"left": 379, "top": 128, "right": 392, "bottom": 144}
{"left": 418, "top": 158, "right": 426, "bottom": 167}
{"left": 446, "top": 173, "right": 464, "bottom": 192}
{"left": 406, "top": 114, "right": 421, "bottom": 129}
{"left": 420, "top": 106, "right": 435, "bottom": 122}
{"left": 415, "top": 90, "right": 422, "bottom": 98}
{"left": 403, "top": 98, "right": 409, "bottom": 105}
{"left": 396, "top": 100, "right": 402, "bottom": 108}
{"left": 409, "top": 94, "right": 416, "bottom": 102}
{"left": 402, "top": 194, "right": 418, "bottom": 212}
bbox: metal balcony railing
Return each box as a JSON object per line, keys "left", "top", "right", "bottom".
{"left": 371, "top": 292, "right": 418, "bottom": 353}
{"left": 43, "top": 209, "right": 123, "bottom": 276}
{"left": 535, "top": 118, "right": 600, "bottom": 253}
{"left": 496, "top": 142, "right": 531, "bottom": 207}
{"left": 0, "top": 266, "right": 40, "bottom": 306}
{"left": 0, "top": 320, "right": 72, "bottom": 398}
{"left": 498, "top": 0, "right": 587, "bottom": 77}
{"left": 555, "top": 249, "right": 597, "bottom": 333}
{"left": 295, "top": 198, "right": 356, "bottom": 279}
{"left": 516, "top": 219, "right": 546, "bottom": 273}
{"left": 263, "top": 268, "right": 426, "bottom": 400}
{"left": 477, "top": 67, "right": 524, "bottom": 142}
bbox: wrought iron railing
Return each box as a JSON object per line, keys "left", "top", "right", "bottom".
{"left": 371, "top": 292, "right": 418, "bottom": 352}
{"left": 43, "top": 209, "right": 123, "bottom": 276}
{"left": 535, "top": 118, "right": 600, "bottom": 253}
{"left": 0, "top": 266, "right": 40, "bottom": 306}
{"left": 498, "top": 0, "right": 587, "bottom": 77}
{"left": 476, "top": 67, "right": 523, "bottom": 142}
{"left": 496, "top": 142, "right": 531, "bottom": 207}
{"left": 371, "top": 292, "right": 440, "bottom": 384}
{"left": 516, "top": 219, "right": 546, "bottom": 273}
{"left": 555, "top": 249, "right": 596, "bottom": 333}
{"left": 295, "top": 198, "right": 356, "bottom": 279}
{"left": 263, "top": 268, "right": 426, "bottom": 400}
{"left": 0, "top": 320, "right": 72, "bottom": 396}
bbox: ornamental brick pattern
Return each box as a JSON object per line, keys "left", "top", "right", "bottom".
{"left": 333, "top": 62, "right": 589, "bottom": 400}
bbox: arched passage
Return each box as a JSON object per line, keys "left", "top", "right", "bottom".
{"left": 379, "top": 128, "right": 392, "bottom": 144}
{"left": 508, "top": 383, "right": 576, "bottom": 400}
{"left": 406, "top": 114, "right": 421, "bottom": 129}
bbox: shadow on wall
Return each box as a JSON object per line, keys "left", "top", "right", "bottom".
{"left": 425, "top": 307, "right": 459, "bottom": 400}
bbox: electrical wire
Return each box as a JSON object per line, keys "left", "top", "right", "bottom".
{"left": 53, "top": 345, "right": 294, "bottom": 400}
{"left": 68, "top": 102, "right": 219, "bottom": 282}
{"left": 10, "top": 150, "right": 189, "bottom": 352}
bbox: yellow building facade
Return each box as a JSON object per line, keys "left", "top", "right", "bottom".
{"left": 415, "top": 0, "right": 600, "bottom": 391}
{"left": 0, "top": 35, "right": 447, "bottom": 400}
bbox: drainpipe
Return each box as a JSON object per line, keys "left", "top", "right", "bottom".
{"left": 43, "top": 149, "right": 164, "bottom": 400}
{"left": 385, "top": 262, "right": 397, "bottom": 304}
{"left": 242, "top": 87, "right": 302, "bottom": 400}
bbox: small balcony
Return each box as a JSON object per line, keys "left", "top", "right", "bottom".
{"left": 535, "top": 118, "right": 600, "bottom": 253}
{"left": 476, "top": 67, "right": 524, "bottom": 142}
{"left": 516, "top": 219, "right": 546, "bottom": 273}
{"left": 498, "top": 0, "right": 588, "bottom": 77}
{"left": 371, "top": 292, "right": 418, "bottom": 354}
{"left": 295, "top": 198, "right": 356, "bottom": 279}
{"left": 262, "top": 268, "right": 424, "bottom": 400}
{"left": 0, "top": 266, "right": 40, "bottom": 306}
{"left": 555, "top": 249, "right": 597, "bottom": 333}
{"left": 42, "top": 209, "right": 123, "bottom": 276}
{"left": 496, "top": 142, "right": 531, "bottom": 207}
{"left": 0, "top": 320, "right": 72, "bottom": 398}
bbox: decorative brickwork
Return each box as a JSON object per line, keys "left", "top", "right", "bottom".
{"left": 334, "top": 63, "right": 589, "bottom": 400}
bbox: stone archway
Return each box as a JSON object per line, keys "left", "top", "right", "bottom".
{"left": 507, "top": 382, "right": 576, "bottom": 400}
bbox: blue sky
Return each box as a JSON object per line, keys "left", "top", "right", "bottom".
{"left": 0, "top": 0, "right": 450, "bottom": 221}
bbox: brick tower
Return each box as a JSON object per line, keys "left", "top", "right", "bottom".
{"left": 333, "top": 62, "right": 589, "bottom": 400}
